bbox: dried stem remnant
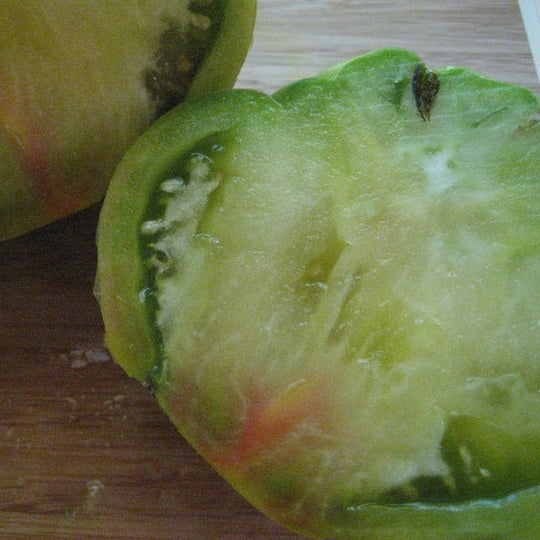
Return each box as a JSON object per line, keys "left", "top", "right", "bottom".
{"left": 412, "top": 63, "right": 440, "bottom": 121}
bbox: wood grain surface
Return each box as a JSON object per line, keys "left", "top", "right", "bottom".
{"left": 1, "top": 2, "right": 537, "bottom": 539}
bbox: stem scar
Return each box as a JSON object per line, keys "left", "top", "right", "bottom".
{"left": 412, "top": 63, "right": 440, "bottom": 121}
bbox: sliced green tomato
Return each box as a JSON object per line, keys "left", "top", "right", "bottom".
{"left": 0, "top": 0, "right": 256, "bottom": 240}
{"left": 96, "top": 49, "right": 540, "bottom": 539}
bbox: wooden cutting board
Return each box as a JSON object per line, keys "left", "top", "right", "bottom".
{"left": 1, "top": 2, "right": 537, "bottom": 539}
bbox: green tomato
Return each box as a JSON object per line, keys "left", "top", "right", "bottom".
{"left": 0, "top": 0, "right": 256, "bottom": 240}
{"left": 96, "top": 49, "right": 540, "bottom": 539}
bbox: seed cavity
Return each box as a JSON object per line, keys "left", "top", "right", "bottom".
{"left": 141, "top": 151, "right": 223, "bottom": 279}
{"left": 144, "top": 1, "right": 221, "bottom": 115}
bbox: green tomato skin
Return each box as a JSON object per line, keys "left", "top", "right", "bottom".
{"left": 0, "top": 0, "right": 256, "bottom": 240}
{"left": 96, "top": 49, "right": 540, "bottom": 539}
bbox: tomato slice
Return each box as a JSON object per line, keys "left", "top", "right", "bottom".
{"left": 96, "top": 49, "right": 540, "bottom": 538}
{"left": 0, "top": 0, "right": 256, "bottom": 240}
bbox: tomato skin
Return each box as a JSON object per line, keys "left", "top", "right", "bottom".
{"left": 0, "top": 0, "right": 256, "bottom": 241}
